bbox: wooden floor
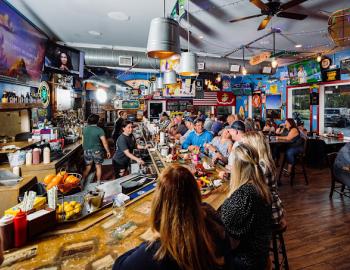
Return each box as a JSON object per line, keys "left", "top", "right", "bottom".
{"left": 278, "top": 166, "right": 350, "bottom": 269}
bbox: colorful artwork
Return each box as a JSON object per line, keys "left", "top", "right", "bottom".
{"left": 122, "top": 100, "right": 140, "bottom": 109}
{"left": 265, "top": 94, "right": 281, "bottom": 110}
{"left": 235, "top": 95, "right": 249, "bottom": 119}
{"left": 252, "top": 92, "right": 262, "bottom": 108}
{"left": 0, "top": 1, "right": 47, "bottom": 83}
{"left": 38, "top": 81, "right": 50, "bottom": 108}
{"left": 269, "top": 84, "right": 278, "bottom": 94}
{"left": 125, "top": 79, "right": 150, "bottom": 91}
{"left": 160, "top": 54, "right": 180, "bottom": 72}
{"left": 162, "top": 79, "right": 195, "bottom": 97}
{"left": 222, "top": 76, "right": 231, "bottom": 91}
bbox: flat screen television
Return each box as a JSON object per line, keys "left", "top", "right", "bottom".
{"left": 0, "top": 1, "right": 47, "bottom": 85}
{"left": 287, "top": 59, "right": 321, "bottom": 85}
{"left": 44, "top": 42, "right": 84, "bottom": 77}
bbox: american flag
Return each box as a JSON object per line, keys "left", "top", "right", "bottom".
{"left": 193, "top": 91, "right": 217, "bottom": 106}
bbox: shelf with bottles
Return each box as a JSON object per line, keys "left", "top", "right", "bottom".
{"left": 1, "top": 89, "right": 43, "bottom": 110}
{"left": 0, "top": 103, "right": 43, "bottom": 110}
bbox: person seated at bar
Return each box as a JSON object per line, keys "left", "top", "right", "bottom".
{"left": 334, "top": 142, "right": 350, "bottom": 188}
{"left": 204, "top": 129, "right": 233, "bottom": 165}
{"left": 180, "top": 117, "right": 194, "bottom": 145}
{"left": 211, "top": 115, "right": 225, "bottom": 136}
{"left": 244, "top": 118, "right": 255, "bottom": 132}
{"left": 263, "top": 120, "right": 276, "bottom": 134}
{"left": 297, "top": 120, "right": 308, "bottom": 139}
{"left": 112, "top": 110, "right": 128, "bottom": 143}
{"left": 241, "top": 132, "right": 286, "bottom": 228}
{"left": 182, "top": 119, "right": 213, "bottom": 152}
{"left": 113, "top": 164, "right": 233, "bottom": 270}
{"left": 168, "top": 114, "right": 188, "bottom": 140}
{"left": 275, "top": 123, "right": 289, "bottom": 136}
{"left": 82, "top": 114, "right": 111, "bottom": 183}
{"left": 254, "top": 116, "right": 262, "bottom": 131}
{"left": 196, "top": 110, "right": 206, "bottom": 121}
{"left": 112, "top": 120, "right": 145, "bottom": 178}
{"left": 227, "top": 120, "right": 246, "bottom": 169}
{"left": 204, "top": 113, "right": 215, "bottom": 131}
{"left": 220, "top": 143, "right": 272, "bottom": 269}
{"left": 159, "top": 112, "right": 171, "bottom": 131}
{"left": 276, "top": 118, "right": 305, "bottom": 175}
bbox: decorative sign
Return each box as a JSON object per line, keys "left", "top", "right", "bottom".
{"left": 232, "top": 83, "right": 252, "bottom": 96}
{"left": 321, "top": 56, "right": 332, "bottom": 70}
{"left": 170, "top": 0, "right": 186, "bottom": 21}
{"left": 269, "top": 84, "right": 278, "bottom": 94}
{"left": 340, "top": 58, "right": 350, "bottom": 74}
{"left": 252, "top": 92, "right": 262, "bottom": 108}
{"left": 198, "top": 62, "right": 205, "bottom": 70}
{"left": 122, "top": 100, "right": 140, "bottom": 109}
{"left": 195, "top": 79, "right": 203, "bottom": 92}
{"left": 162, "top": 80, "right": 195, "bottom": 97}
{"left": 217, "top": 92, "right": 235, "bottom": 106}
{"left": 160, "top": 54, "right": 180, "bottom": 72}
{"left": 38, "top": 81, "right": 50, "bottom": 108}
{"left": 322, "top": 69, "right": 341, "bottom": 82}
{"left": 249, "top": 51, "right": 271, "bottom": 66}
{"left": 310, "top": 92, "right": 319, "bottom": 105}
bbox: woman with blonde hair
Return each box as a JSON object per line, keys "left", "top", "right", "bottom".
{"left": 241, "top": 132, "right": 285, "bottom": 227}
{"left": 220, "top": 143, "right": 272, "bottom": 269}
{"left": 113, "top": 164, "right": 232, "bottom": 270}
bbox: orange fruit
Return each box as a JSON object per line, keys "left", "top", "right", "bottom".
{"left": 43, "top": 174, "right": 55, "bottom": 185}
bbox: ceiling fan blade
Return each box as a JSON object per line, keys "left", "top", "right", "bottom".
{"left": 280, "top": 0, "right": 309, "bottom": 10}
{"left": 229, "top": 14, "right": 263, "bottom": 23}
{"left": 277, "top": 11, "right": 307, "bottom": 20}
{"left": 258, "top": 16, "right": 272, "bottom": 31}
{"left": 250, "top": 0, "right": 269, "bottom": 12}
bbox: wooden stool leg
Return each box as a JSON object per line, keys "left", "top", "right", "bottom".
{"left": 278, "top": 155, "right": 287, "bottom": 186}
{"left": 279, "top": 233, "right": 289, "bottom": 270}
{"left": 329, "top": 178, "right": 335, "bottom": 198}
{"left": 301, "top": 162, "right": 308, "bottom": 185}
{"left": 272, "top": 235, "right": 279, "bottom": 270}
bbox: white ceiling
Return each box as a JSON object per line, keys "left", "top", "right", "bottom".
{"left": 8, "top": 0, "right": 350, "bottom": 62}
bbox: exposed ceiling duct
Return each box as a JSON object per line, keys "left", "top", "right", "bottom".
{"left": 80, "top": 47, "right": 272, "bottom": 75}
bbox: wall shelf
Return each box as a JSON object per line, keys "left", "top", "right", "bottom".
{"left": 0, "top": 103, "right": 43, "bottom": 111}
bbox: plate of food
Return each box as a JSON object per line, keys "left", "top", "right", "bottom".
{"left": 179, "top": 149, "right": 189, "bottom": 154}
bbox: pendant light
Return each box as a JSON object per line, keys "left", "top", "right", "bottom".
{"left": 179, "top": 0, "right": 198, "bottom": 76}
{"left": 241, "top": 46, "right": 247, "bottom": 75}
{"left": 316, "top": 54, "right": 322, "bottom": 62}
{"left": 156, "top": 75, "right": 164, "bottom": 89}
{"left": 271, "top": 31, "right": 278, "bottom": 69}
{"left": 146, "top": 0, "right": 180, "bottom": 59}
{"left": 163, "top": 70, "right": 177, "bottom": 85}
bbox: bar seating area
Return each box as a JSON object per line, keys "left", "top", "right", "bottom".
{"left": 0, "top": 0, "right": 350, "bottom": 269}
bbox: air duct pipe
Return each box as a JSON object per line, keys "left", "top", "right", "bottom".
{"left": 80, "top": 47, "right": 271, "bottom": 74}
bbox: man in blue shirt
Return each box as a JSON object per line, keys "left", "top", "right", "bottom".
{"left": 182, "top": 119, "right": 213, "bottom": 152}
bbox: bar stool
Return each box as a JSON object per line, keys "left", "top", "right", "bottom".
{"left": 278, "top": 140, "right": 308, "bottom": 186}
{"left": 271, "top": 224, "right": 289, "bottom": 270}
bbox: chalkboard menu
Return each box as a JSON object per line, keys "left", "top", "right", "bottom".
{"left": 232, "top": 83, "right": 253, "bottom": 96}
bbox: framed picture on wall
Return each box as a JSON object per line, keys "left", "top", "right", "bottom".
{"left": 266, "top": 109, "right": 281, "bottom": 120}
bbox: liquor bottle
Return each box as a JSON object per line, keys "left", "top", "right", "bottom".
{"left": 25, "top": 92, "right": 30, "bottom": 103}
{"left": 1, "top": 91, "right": 8, "bottom": 103}
{"left": 13, "top": 90, "right": 17, "bottom": 103}
{"left": 20, "top": 91, "right": 24, "bottom": 104}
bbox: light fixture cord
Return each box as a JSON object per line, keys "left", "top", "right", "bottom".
{"left": 187, "top": 0, "right": 190, "bottom": 52}
{"left": 243, "top": 46, "right": 245, "bottom": 67}
{"left": 163, "top": 0, "right": 165, "bottom": 17}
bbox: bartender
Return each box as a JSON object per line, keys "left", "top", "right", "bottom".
{"left": 112, "top": 120, "right": 145, "bottom": 178}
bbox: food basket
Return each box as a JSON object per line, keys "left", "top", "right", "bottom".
{"left": 56, "top": 193, "right": 86, "bottom": 222}
{"left": 57, "top": 172, "right": 82, "bottom": 194}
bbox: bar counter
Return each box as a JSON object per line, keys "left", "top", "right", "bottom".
{"left": 2, "top": 151, "right": 229, "bottom": 269}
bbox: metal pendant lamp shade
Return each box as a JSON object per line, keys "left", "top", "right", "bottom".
{"left": 147, "top": 17, "right": 181, "bottom": 59}
{"left": 163, "top": 70, "right": 177, "bottom": 85}
{"left": 179, "top": 52, "right": 198, "bottom": 76}
{"left": 156, "top": 76, "right": 164, "bottom": 89}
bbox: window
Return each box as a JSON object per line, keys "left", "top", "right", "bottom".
{"left": 323, "top": 84, "right": 350, "bottom": 136}
{"left": 291, "top": 88, "right": 311, "bottom": 131}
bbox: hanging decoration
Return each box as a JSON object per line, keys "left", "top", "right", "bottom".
{"left": 38, "top": 81, "right": 50, "bottom": 108}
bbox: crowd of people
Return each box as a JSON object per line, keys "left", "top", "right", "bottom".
{"left": 112, "top": 111, "right": 304, "bottom": 270}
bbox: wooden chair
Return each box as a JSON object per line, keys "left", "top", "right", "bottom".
{"left": 327, "top": 152, "right": 350, "bottom": 198}
{"left": 271, "top": 224, "right": 289, "bottom": 270}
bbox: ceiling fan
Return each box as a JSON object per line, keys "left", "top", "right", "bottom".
{"left": 229, "top": 0, "right": 309, "bottom": 31}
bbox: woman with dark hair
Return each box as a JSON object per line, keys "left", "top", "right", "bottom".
{"left": 112, "top": 120, "right": 145, "bottom": 178}
{"left": 276, "top": 118, "right": 305, "bottom": 174}
{"left": 82, "top": 114, "right": 111, "bottom": 183}
{"left": 113, "top": 164, "right": 233, "bottom": 270}
{"left": 57, "top": 51, "right": 73, "bottom": 71}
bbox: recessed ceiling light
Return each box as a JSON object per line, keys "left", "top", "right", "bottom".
{"left": 198, "top": 35, "right": 204, "bottom": 39}
{"left": 108, "top": 11, "right": 130, "bottom": 21}
{"left": 88, "top": 30, "right": 102, "bottom": 36}
{"left": 295, "top": 44, "right": 303, "bottom": 48}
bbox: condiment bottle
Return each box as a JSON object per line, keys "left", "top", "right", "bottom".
{"left": 26, "top": 150, "right": 32, "bottom": 165}
{"left": 12, "top": 166, "right": 20, "bottom": 176}
{"left": 0, "top": 215, "right": 14, "bottom": 250}
{"left": 13, "top": 211, "right": 27, "bottom": 248}
{"left": 32, "top": 148, "right": 41, "bottom": 165}
{"left": 43, "top": 147, "right": 50, "bottom": 164}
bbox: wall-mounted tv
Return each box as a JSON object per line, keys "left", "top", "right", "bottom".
{"left": 287, "top": 59, "right": 321, "bottom": 85}
{"left": 0, "top": 1, "right": 47, "bottom": 85}
{"left": 44, "top": 42, "right": 84, "bottom": 78}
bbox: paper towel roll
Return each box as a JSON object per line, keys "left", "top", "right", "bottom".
{"left": 160, "top": 132, "right": 165, "bottom": 145}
